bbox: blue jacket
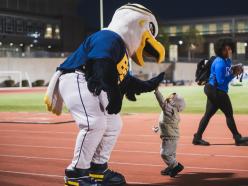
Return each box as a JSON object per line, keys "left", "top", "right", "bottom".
{"left": 209, "top": 56, "right": 234, "bottom": 93}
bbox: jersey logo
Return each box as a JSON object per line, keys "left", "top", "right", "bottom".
{"left": 117, "top": 53, "right": 129, "bottom": 83}
{"left": 226, "top": 67, "right": 231, "bottom": 76}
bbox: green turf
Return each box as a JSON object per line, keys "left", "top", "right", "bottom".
{"left": 0, "top": 85, "right": 247, "bottom": 114}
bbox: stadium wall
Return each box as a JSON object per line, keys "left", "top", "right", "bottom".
{"left": 0, "top": 58, "right": 197, "bottom": 84}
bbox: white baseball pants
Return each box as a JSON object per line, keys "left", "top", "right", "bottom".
{"left": 59, "top": 71, "right": 122, "bottom": 169}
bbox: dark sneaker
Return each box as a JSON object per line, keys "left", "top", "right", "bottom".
{"left": 234, "top": 134, "right": 248, "bottom": 146}
{"left": 193, "top": 134, "right": 210, "bottom": 146}
{"left": 160, "top": 166, "right": 171, "bottom": 176}
{"left": 64, "top": 176, "right": 98, "bottom": 186}
{"left": 89, "top": 163, "right": 126, "bottom": 186}
{"left": 64, "top": 168, "right": 97, "bottom": 186}
{"left": 168, "top": 163, "right": 184, "bottom": 177}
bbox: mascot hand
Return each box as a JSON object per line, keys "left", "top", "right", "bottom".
{"left": 148, "top": 72, "right": 165, "bottom": 90}
{"left": 134, "top": 72, "right": 165, "bottom": 93}
{"left": 125, "top": 91, "right": 137, "bottom": 101}
{"left": 125, "top": 91, "right": 142, "bottom": 101}
{"left": 120, "top": 72, "right": 165, "bottom": 102}
{"left": 106, "top": 91, "right": 122, "bottom": 114}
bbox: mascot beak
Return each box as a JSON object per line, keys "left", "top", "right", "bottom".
{"left": 132, "top": 31, "right": 165, "bottom": 66}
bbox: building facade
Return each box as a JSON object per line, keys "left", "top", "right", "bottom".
{"left": 0, "top": 0, "right": 85, "bottom": 57}
{"left": 161, "top": 15, "right": 248, "bottom": 63}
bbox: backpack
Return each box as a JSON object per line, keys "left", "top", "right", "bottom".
{"left": 195, "top": 56, "right": 216, "bottom": 85}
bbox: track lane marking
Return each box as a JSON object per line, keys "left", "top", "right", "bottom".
{"left": 0, "top": 129, "right": 235, "bottom": 140}
{"left": 0, "top": 155, "right": 248, "bottom": 172}
{"left": 1, "top": 144, "right": 248, "bottom": 159}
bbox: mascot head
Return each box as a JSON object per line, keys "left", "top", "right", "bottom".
{"left": 107, "top": 3, "right": 165, "bottom": 66}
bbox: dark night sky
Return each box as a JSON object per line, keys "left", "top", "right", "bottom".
{"left": 79, "top": 0, "right": 248, "bottom": 30}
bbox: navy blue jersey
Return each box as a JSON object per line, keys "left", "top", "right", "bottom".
{"left": 58, "top": 30, "right": 129, "bottom": 82}
{"left": 209, "top": 57, "right": 234, "bottom": 93}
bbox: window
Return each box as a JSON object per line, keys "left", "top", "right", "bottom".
{"left": 195, "top": 24, "right": 203, "bottom": 35}
{"left": 54, "top": 25, "right": 60, "bottom": 39}
{"left": 164, "top": 27, "right": 169, "bottom": 34}
{"left": 5, "top": 16, "right": 14, "bottom": 33}
{"left": 217, "top": 24, "right": 223, "bottom": 34}
{"left": 223, "top": 23, "right": 230, "bottom": 33}
{"left": 45, "top": 24, "right": 53, "bottom": 39}
{"left": 237, "top": 42, "right": 246, "bottom": 54}
{"left": 0, "top": 16, "right": 3, "bottom": 33}
{"left": 176, "top": 26, "right": 182, "bottom": 35}
{"left": 209, "top": 24, "right": 217, "bottom": 34}
{"left": 169, "top": 26, "right": 177, "bottom": 36}
{"left": 182, "top": 25, "right": 190, "bottom": 33}
{"left": 27, "top": 20, "right": 34, "bottom": 33}
{"left": 16, "top": 19, "right": 24, "bottom": 33}
{"left": 237, "top": 22, "right": 245, "bottom": 33}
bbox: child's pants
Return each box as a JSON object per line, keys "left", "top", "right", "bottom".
{"left": 160, "top": 138, "right": 178, "bottom": 168}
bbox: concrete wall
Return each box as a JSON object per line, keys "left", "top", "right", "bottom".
{"left": 0, "top": 58, "right": 64, "bottom": 83}
{"left": 0, "top": 58, "right": 197, "bottom": 84}
{"left": 131, "top": 62, "right": 171, "bottom": 79}
{"left": 174, "top": 62, "right": 197, "bottom": 81}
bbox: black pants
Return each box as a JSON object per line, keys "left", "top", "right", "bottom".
{"left": 196, "top": 84, "right": 240, "bottom": 138}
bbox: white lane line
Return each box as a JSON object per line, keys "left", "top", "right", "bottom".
{"left": 1, "top": 143, "right": 247, "bottom": 158}
{"left": 0, "top": 134, "right": 234, "bottom": 145}
{"left": 0, "top": 144, "right": 72, "bottom": 150}
{"left": 0, "top": 129, "right": 75, "bottom": 135}
{"left": 1, "top": 154, "right": 248, "bottom": 172}
{"left": 0, "top": 154, "right": 70, "bottom": 161}
{"left": 0, "top": 169, "right": 153, "bottom": 185}
{"left": 0, "top": 129, "right": 233, "bottom": 140}
{"left": 1, "top": 142, "right": 248, "bottom": 160}
{"left": 110, "top": 161, "right": 248, "bottom": 172}
{"left": 0, "top": 169, "right": 63, "bottom": 178}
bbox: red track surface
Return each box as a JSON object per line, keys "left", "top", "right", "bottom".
{"left": 0, "top": 112, "right": 248, "bottom": 186}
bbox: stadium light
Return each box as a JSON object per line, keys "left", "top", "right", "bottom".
{"left": 100, "top": 0, "right": 104, "bottom": 29}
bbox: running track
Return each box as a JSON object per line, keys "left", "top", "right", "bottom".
{"left": 0, "top": 112, "right": 248, "bottom": 186}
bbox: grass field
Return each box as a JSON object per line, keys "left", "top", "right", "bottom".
{"left": 0, "top": 85, "right": 247, "bottom": 114}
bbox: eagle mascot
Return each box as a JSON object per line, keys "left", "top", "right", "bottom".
{"left": 44, "top": 3, "right": 165, "bottom": 186}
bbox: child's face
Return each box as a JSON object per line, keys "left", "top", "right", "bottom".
{"left": 165, "top": 93, "right": 176, "bottom": 103}
{"left": 165, "top": 93, "right": 185, "bottom": 112}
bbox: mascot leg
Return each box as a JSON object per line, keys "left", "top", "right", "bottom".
{"left": 90, "top": 114, "right": 126, "bottom": 185}
{"left": 59, "top": 72, "right": 108, "bottom": 185}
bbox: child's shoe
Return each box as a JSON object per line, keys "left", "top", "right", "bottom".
{"left": 160, "top": 166, "right": 171, "bottom": 176}
{"left": 168, "top": 163, "right": 184, "bottom": 177}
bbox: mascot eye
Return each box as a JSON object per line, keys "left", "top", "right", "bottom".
{"left": 149, "top": 22, "right": 155, "bottom": 36}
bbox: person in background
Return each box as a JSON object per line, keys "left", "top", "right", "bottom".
{"left": 193, "top": 37, "right": 248, "bottom": 146}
